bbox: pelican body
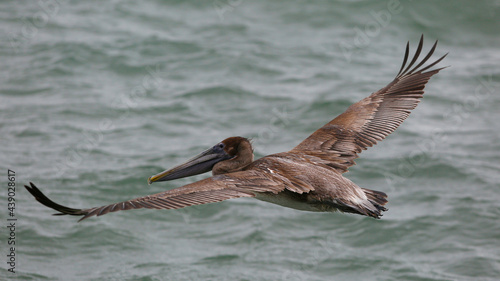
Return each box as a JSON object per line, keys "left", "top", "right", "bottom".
{"left": 25, "top": 36, "right": 446, "bottom": 221}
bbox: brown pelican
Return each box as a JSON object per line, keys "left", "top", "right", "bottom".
{"left": 25, "top": 36, "right": 446, "bottom": 221}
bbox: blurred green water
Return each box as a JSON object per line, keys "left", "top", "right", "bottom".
{"left": 1, "top": 0, "right": 499, "bottom": 280}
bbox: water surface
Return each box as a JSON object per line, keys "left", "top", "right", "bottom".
{"left": 1, "top": 0, "right": 499, "bottom": 280}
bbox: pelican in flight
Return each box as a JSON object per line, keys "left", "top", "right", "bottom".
{"left": 25, "top": 36, "right": 446, "bottom": 222}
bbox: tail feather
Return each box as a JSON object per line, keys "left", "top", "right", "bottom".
{"left": 330, "top": 188, "right": 388, "bottom": 219}
{"left": 362, "top": 188, "right": 388, "bottom": 217}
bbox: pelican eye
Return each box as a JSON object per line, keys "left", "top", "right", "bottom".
{"left": 214, "top": 143, "right": 225, "bottom": 152}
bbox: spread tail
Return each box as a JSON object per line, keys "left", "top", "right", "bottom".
{"left": 331, "top": 188, "right": 388, "bottom": 219}
{"left": 362, "top": 188, "right": 388, "bottom": 218}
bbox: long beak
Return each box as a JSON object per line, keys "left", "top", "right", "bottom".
{"left": 148, "top": 146, "right": 231, "bottom": 184}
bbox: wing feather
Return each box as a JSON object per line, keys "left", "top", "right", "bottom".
{"left": 292, "top": 35, "right": 447, "bottom": 172}
{"left": 24, "top": 168, "right": 287, "bottom": 221}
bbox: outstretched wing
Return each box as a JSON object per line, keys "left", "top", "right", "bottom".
{"left": 291, "top": 35, "right": 447, "bottom": 172}
{"left": 24, "top": 170, "right": 287, "bottom": 222}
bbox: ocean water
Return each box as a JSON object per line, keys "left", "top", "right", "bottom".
{"left": 1, "top": 0, "right": 499, "bottom": 280}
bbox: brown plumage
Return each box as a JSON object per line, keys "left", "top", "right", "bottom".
{"left": 25, "top": 36, "right": 447, "bottom": 222}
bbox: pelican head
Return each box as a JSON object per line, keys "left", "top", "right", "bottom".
{"left": 148, "top": 136, "right": 253, "bottom": 184}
